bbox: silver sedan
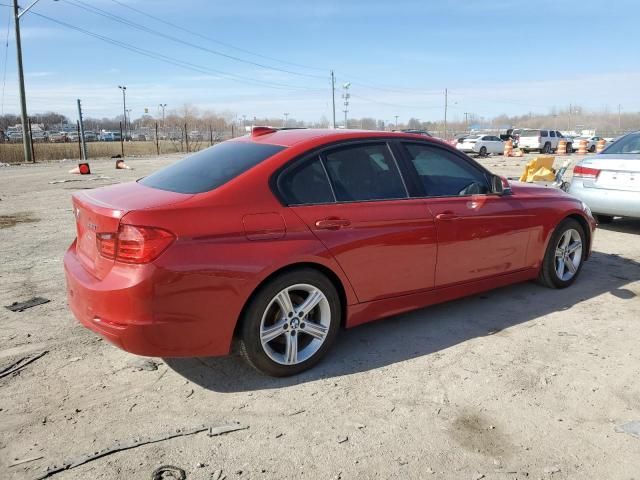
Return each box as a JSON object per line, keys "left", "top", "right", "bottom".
{"left": 568, "top": 132, "right": 640, "bottom": 223}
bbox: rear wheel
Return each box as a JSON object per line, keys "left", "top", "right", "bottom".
{"left": 589, "top": 144, "right": 596, "bottom": 153}
{"left": 538, "top": 218, "right": 586, "bottom": 289}
{"left": 542, "top": 142, "right": 552, "bottom": 154}
{"left": 239, "top": 268, "right": 341, "bottom": 376}
{"left": 566, "top": 143, "right": 573, "bottom": 153}
{"left": 479, "top": 146, "right": 487, "bottom": 157}
{"left": 594, "top": 214, "right": 614, "bottom": 224}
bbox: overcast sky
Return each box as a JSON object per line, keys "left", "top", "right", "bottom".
{"left": 0, "top": 0, "right": 638, "bottom": 123}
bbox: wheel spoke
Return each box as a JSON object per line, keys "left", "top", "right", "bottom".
{"left": 284, "top": 333, "right": 298, "bottom": 364}
{"left": 295, "top": 288, "right": 323, "bottom": 317}
{"left": 555, "top": 247, "right": 564, "bottom": 258}
{"left": 560, "top": 230, "right": 571, "bottom": 248}
{"left": 274, "top": 289, "right": 294, "bottom": 314}
{"left": 301, "top": 321, "right": 328, "bottom": 341}
{"left": 557, "top": 258, "right": 565, "bottom": 278}
{"left": 565, "top": 258, "right": 577, "bottom": 274}
{"left": 261, "top": 320, "right": 287, "bottom": 344}
{"left": 567, "top": 241, "right": 582, "bottom": 254}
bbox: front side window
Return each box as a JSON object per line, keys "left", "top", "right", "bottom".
{"left": 550, "top": 131, "right": 556, "bottom": 137}
{"left": 140, "top": 141, "right": 285, "bottom": 194}
{"left": 278, "top": 156, "right": 334, "bottom": 205}
{"left": 322, "top": 143, "right": 407, "bottom": 202}
{"left": 402, "top": 143, "right": 490, "bottom": 197}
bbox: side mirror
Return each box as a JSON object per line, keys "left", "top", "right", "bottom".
{"left": 491, "top": 175, "right": 512, "bottom": 195}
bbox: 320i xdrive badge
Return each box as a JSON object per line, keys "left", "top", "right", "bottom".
{"left": 64, "top": 128, "right": 596, "bottom": 376}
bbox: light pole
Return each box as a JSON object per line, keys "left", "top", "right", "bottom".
{"left": 12, "top": 0, "right": 58, "bottom": 161}
{"left": 394, "top": 115, "right": 399, "bottom": 129}
{"left": 118, "top": 85, "right": 127, "bottom": 139}
{"left": 283, "top": 112, "right": 289, "bottom": 128}
{"left": 342, "top": 82, "right": 350, "bottom": 129}
{"left": 159, "top": 103, "right": 167, "bottom": 129}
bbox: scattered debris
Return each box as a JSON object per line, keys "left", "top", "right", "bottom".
{"left": 211, "top": 469, "right": 225, "bottom": 480}
{"left": 275, "top": 433, "right": 283, "bottom": 439}
{"left": 36, "top": 423, "right": 245, "bottom": 479}
{"left": 9, "top": 455, "right": 44, "bottom": 467}
{"left": 557, "top": 331, "right": 578, "bottom": 337}
{"left": 544, "top": 466, "right": 561, "bottom": 475}
{"left": 337, "top": 435, "right": 349, "bottom": 444}
{"left": 151, "top": 465, "right": 186, "bottom": 480}
{"left": 49, "top": 175, "right": 112, "bottom": 184}
{"left": 287, "top": 409, "right": 305, "bottom": 416}
{"left": 115, "top": 159, "right": 133, "bottom": 169}
{"left": 0, "top": 212, "right": 39, "bottom": 229}
{"left": 196, "top": 462, "right": 205, "bottom": 468}
{"left": 5, "top": 296, "right": 50, "bottom": 312}
{"left": 128, "top": 403, "right": 137, "bottom": 412}
{"left": 615, "top": 421, "right": 640, "bottom": 439}
{"left": 0, "top": 351, "right": 49, "bottom": 379}
{"left": 186, "top": 389, "right": 194, "bottom": 398}
{"left": 207, "top": 423, "right": 248, "bottom": 437}
{"left": 472, "top": 474, "right": 485, "bottom": 480}
{"left": 129, "top": 358, "right": 160, "bottom": 371}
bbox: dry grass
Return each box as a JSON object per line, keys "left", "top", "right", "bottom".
{"left": 0, "top": 140, "right": 212, "bottom": 163}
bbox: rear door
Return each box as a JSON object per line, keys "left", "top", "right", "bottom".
{"left": 280, "top": 142, "right": 438, "bottom": 302}
{"left": 398, "top": 141, "right": 533, "bottom": 287}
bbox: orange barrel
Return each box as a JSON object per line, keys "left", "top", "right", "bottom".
{"left": 557, "top": 140, "right": 567, "bottom": 155}
{"left": 577, "top": 139, "right": 588, "bottom": 155}
{"left": 503, "top": 139, "right": 513, "bottom": 157}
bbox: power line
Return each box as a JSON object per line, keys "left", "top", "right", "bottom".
{"left": 62, "top": 0, "right": 326, "bottom": 80}
{"left": 109, "top": 0, "right": 325, "bottom": 73}
{"left": 31, "top": 11, "right": 326, "bottom": 93}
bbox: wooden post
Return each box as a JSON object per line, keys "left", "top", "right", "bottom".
{"left": 28, "top": 117, "right": 35, "bottom": 162}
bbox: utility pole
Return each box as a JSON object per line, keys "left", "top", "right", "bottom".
{"left": 618, "top": 104, "right": 622, "bottom": 131}
{"left": 77, "top": 99, "right": 87, "bottom": 161}
{"left": 330, "top": 70, "right": 336, "bottom": 129}
{"left": 118, "top": 85, "right": 127, "bottom": 140}
{"left": 464, "top": 112, "right": 469, "bottom": 131}
{"left": 394, "top": 115, "right": 399, "bottom": 129}
{"left": 342, "top": 82, "right": 350, "bottom": 129}
{"left": 13, "top": 0, "right": 33, "bottom": 162}
{"left": 568, "top": 103, "right": 571, "bottom": 131}
{"left": 283, "top": 112, "right": 289, "bottom": 128}
{"left": 444, "top": 88, "right": 448, "bottom": 140}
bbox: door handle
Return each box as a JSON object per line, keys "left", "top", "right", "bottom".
{"left": 435, "top": 212, "right": 458, "bottom": 221}
{"left": 315, "top": 218, "right": 351, "bottom": 230}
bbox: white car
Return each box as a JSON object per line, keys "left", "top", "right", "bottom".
{"left": 455, "top": 134, "right": 504, "bottom": 156}
{"left": 572, "top": 136, "right": 603, "bottom": 153}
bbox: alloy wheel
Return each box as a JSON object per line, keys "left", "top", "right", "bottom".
{"left": 259, "top": 284, "right": 331, "bottom": 365}
{"left": 554, "top": 229, "right": 583, "bottom": 281}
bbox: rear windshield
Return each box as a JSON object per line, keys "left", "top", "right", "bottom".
{"left": 139, "top": 141, "right": 286, "bottom": 193}
{"left": 603, "top": 133, "right": 640, "bottom": 154}
{"left": 519, "top": 130, "right": 540, "bottom": 137}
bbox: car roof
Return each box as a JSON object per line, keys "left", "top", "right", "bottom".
{"left": 236, "top": 128, "right": 449, "bottom": 148}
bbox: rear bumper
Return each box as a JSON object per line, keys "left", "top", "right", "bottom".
{"left": 568, "top": 182, "right": 640, "bottom": 218}
{"left": 64, "top": 241, "right": 237, "bottom": 357}
{"left": 456, "top": 145, "right": 477, "bottom": 153}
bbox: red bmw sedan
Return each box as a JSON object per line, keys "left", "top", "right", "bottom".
{"left": 64, "top": 128, "right": 596, "bottom": 376}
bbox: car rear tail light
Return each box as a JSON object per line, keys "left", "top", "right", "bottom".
{"left": 573, "top": 165, "right": 601, "bottom": 180}
{"left": 96, "top": 225, "right": 175, "bottom": 264}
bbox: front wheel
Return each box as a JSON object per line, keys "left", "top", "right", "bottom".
{"left": 542, "top": 142, "right": 552, "bottom": 154}
{"left": 479, "top": 146, "right": 487, "bottom": 157}
{"left": 538, "top": 218, "right": 586, "bottom": 289}
{"left": 239, "top": 269, "right": 341, "bottom": 376}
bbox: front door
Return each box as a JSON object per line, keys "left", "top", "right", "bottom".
{"left": 397, "top": 141, "right": 533, "bottom": 287}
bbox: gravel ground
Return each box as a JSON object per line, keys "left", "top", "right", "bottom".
{"left": 0, "top": 153, "right": 639, "bottom": 480}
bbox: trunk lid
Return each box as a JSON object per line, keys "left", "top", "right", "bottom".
{"left": 72, "top": 181, "right": 192, "bottom": 279}
{"left": 579, "top": 154, "right": 640, "bottom": 192}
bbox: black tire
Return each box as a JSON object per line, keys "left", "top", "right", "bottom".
{"left": 589, "top": 144, "right": 596, "bottom": 153}
{"left": 239, "top": 268, "right": 341, "bottom": 376}
{"left": 566, "top": 143, "right": 573, "bottom": 154}
{"left": 479, "top": 146, "right": 487, "bottom": 157}
{"left": 542, "top": 142, "right": 552, "bottom": 154}
{"left": 594, "top": 214, "right": 614, "bottom": 224}
{"left": 538, "top": 218, "right": 587, "bottom": 289}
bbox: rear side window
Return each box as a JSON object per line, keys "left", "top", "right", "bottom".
{"left": 323, "top": 143, "right": 407, "bottom": 202}
{"left": 520, "top": 130, "right": 539, "bottom": 137}
{"left": 550, "top": 131, "right": 556, "bottom": 137}
{"left": 540, "top": 130, "right": 548, "bottom": 137}
{"left": 139, "top": 141, "right": 285, "bottom": 194}
{"left": 402, "top": 143, "right": 490, "bottom": 196}
{"left": 278, "top": 156, "right": 334, "bottom": 205}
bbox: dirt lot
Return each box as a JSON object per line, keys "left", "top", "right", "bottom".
{"left": 0, "top": 153, "right": 639, "bottom": 480}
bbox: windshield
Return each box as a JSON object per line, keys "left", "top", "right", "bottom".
{"left": 139, "top": 140, "right": 286, "bottom": 193}
{"left": 519, "top": 130, "right": 540, "bottom": 137}
{"left": 602, "top": 133, "right": 640, "bottom": 154}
